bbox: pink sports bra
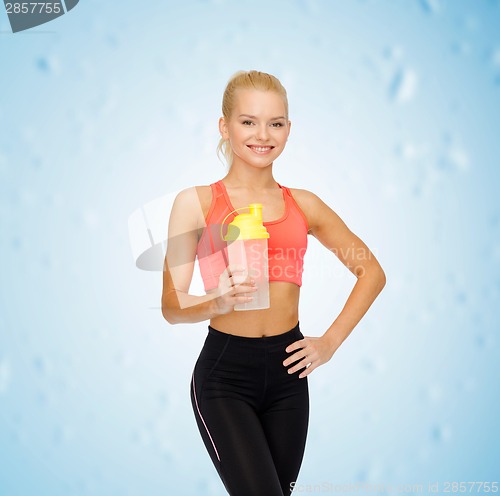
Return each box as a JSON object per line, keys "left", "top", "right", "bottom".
{"left": 196, "top": 180, "right": 309, "bottom": 292}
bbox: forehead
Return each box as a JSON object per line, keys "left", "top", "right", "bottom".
{"left": 233, "top": 89, "right": 286, "bottom": 116}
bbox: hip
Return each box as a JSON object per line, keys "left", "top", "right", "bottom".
{"left": 193, "top": 321, "right": 307, "bottom": 394}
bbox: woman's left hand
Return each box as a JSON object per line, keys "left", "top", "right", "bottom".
{"left": 283, "top": 335, "right": 337, "bottom": 379}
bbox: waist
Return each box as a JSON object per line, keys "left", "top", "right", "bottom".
{"left": 208, "top": 320, "right": 302, "bottom": 349}
{"left": 209, "top": 282, "right": 299, "bottom": 335}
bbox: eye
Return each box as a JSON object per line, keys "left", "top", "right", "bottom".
{"left": 271, "top": 122, "right": 284, "bottom": 128}
{"left": 242, "top": 120, "right": 254, "bottom": 125}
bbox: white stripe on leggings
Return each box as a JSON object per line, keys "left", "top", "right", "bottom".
{"left": 192, "top": 372, "right": 221, "bottom": 462}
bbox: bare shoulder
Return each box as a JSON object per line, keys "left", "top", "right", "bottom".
{"left": 288, "top": 187, "right": 336, "bottom": 236}
{"left": 170, "top": 185, "right": 212, "bottom": 233}
{"left": 288, "top": 187, "right": 322, "bottom": 205}
{"left": 193, "top": 185, "right": 212, "bottom": 228}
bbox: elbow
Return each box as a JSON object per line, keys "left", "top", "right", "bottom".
{"left": 162, "top": 302, "right": 180, "bottom": 325}
{"left": 357, "top": 263, "right": 386, "bottom": 293}
{"left": 376, "top": 267, "right": 386, "bottom": 293}
{"left": 162, "top": 289, "right": 183, "bottom": 325}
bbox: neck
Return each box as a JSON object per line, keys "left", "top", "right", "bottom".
{"left": 222, "top": 162, "right": 278, "bottom": 190}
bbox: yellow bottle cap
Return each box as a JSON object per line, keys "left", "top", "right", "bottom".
{"left": 222, "top": 203, "right": 270, "bottom": 241}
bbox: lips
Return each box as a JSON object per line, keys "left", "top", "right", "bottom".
{"left": 247, "top": 145, "right": 275, "bottom": 154}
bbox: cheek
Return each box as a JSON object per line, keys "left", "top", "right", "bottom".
{"left": 273, "top": 130, "right": 289, "bottom": 142}
{"left": 231, "top": 129, "right": 251, "bottom": 143}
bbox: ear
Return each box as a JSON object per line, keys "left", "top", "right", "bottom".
{"left": 287, "top": 119, "right": 292, "bottom": 139}
{"left": 219, "top": 117, "right": 229, "bottom": 140}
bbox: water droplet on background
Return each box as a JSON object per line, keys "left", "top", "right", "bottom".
{"left": 383, "top": 44, "right": 404, "bottom": 62}
{"left": 389, "top": 68, "right": 418, "bottom": 103}
{"left": 53, "top": 423, "right": 74, "bottom": 445}
{"left": 36, "top": 57, "right": 50, "bottom": 72}
{"left": 475, "top": 332, "right": 493, "bottom": 349}
{"left": 157, "top": 390, "right": 169, "bottom": 408}
{"left": 33, "top": 354, "right": 51, "bottom": 375}
{"left": 35, "top": 55, "right": 60, "bottom": 75}
{"left": 492, "top": 47, "right": 500, "bottom": 67}
{"left": 361, "top": 356, "right": 387, "bottom": 373}
{"left": 419, "top": 0, "right": 441, "bottom": 15}
{"left": 437, "top": 143, "right": 470, "bottom": 172}
{"left": 431, "top": 423, "right": 452, "bottom": 442}
{"left": 11, "top": 236, "right": 22, "bottom": 251}
{"left": 451, "top": 40, "right": 472, "bottom": 56}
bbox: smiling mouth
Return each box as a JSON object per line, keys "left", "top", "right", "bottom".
{"left": 247, "top": 145, "right": 275, "bottom": 154}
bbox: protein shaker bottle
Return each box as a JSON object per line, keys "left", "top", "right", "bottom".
{"left": 222, "top": 203, "right": 270, "bottom": 311}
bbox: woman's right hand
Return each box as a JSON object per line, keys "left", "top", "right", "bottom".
{"left": 214, "top": 264, "right": 258, "bottom": 315}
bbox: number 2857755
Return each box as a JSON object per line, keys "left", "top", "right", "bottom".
{"left": 5, "top": 3, "right": 62, "bottom": 14}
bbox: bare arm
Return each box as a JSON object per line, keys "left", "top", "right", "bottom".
{"left": 283, "top": 189, "right": 386, "bottom": 378}
{"left": 161, "top": 187, "right": 257, "bottom": 324}
{"left": 301, "top": 189, "right": 386, "bottom": 350}
{"left": 162, "top": 259, "right": 221, "bottom": 324}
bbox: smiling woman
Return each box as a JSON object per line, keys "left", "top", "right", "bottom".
{"left": 220, "top": 93, "right": 289, "bottom": 163}
{"left": 161, "top": 69, "right": 386, "bottom": 496}
{"left": 216, "top": 70, "right": 290, "bottom": 168}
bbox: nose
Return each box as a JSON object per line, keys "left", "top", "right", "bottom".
{"left": 256, "top": 125, "right": 270, "bottom": 142}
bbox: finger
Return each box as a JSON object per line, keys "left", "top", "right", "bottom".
{"left": 287, "top": 358, "right": 310, "bottom": 375}
{"left": 234, "top": 270, "right": 253, "bottom": 285}
{"left": 283, "top": 348, "right": 307, "bottom": 367}
{"left": 219, "top": 279, "right": 234, "bottom": 295}
{"left": 299, "top": 363, "right": 316, "bottom": 379}
{"left": 234, "top": 293, "right": 254, "bottom": 303}
{"left": 283, "top": 343, "right": 307, "bottom": 366}
{"left": 223, "top": 270, "right": 250, "bottom": 287}
{"left": 285, "top": 352, "right": 310, "bottom": 374}
{"left": 219, "top": 269, "right": 234, "bottom": 288}
{"left": 293, "top": 356, "right": 316, "bottom": 376}
{"left": 227, "top": 263, "right": 246, "bottom": 273}
{"left": 231, "top": 274, "right": 249, "bottom": 286}
{"left": 227, "top": 264, "right": 247, "bottom": 280}
{"left": 234, "top": 282, "right": 257, "bottom": 295}
{"left": 221, "top": 266, "right": 243, "bottom": 285}
{"left": 233, "top": 291, "right": 257, "bottom": 301}
{"left": 284, "top": 338, "right": 306, "bottom": 354}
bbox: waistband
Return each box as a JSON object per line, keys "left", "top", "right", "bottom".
{"left": 207, "top": 321, "right": 301, "bottom": 348}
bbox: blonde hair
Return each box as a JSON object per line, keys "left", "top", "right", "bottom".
{"left": 217, "top": 70, "right": 289, "bottom": 168}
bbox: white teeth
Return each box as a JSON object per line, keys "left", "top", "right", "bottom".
{"left": 250, "top": 146, "right": 272, "bottom": 152}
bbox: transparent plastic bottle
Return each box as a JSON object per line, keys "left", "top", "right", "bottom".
{"left": 222, "top": 203, "right": 270, "bottom": 311}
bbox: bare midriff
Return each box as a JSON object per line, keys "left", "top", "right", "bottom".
{"left": 208, "top": 281, "right": 300, "bottom": 337}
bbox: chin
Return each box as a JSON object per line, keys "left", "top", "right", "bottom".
{"left": 248, "top": 152, "right": 282, "bottom": 166}
{"left": 249, "top": 157, "right": 276, "bottom": 168}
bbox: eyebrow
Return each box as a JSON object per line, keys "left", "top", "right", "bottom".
{"left": 238, "top": 114, "right": 286, "bottom": 121}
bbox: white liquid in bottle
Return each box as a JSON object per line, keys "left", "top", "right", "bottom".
{"left": 223, "top": 203, "right": 270, "bottom": 311}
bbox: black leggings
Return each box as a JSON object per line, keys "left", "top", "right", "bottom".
{"left": 190, "top": 321, "right": 309, "bottom": 496}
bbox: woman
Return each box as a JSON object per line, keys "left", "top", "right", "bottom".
{"left": 162, "top": 70, "right": 386, "bottom": 496}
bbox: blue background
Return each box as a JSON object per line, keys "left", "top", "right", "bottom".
{"left": 1, "top": 0, "right": 499, "bottom": 494}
